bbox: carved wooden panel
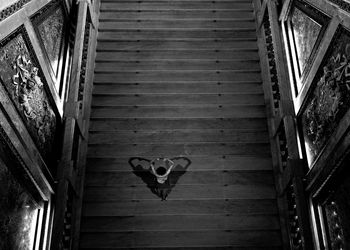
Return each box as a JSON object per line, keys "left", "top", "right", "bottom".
{"left": 312, "top": 154, "right": 350, "bottom": 250}
{"left": 300, "top": 27, "right": 350, "bottom": 165}
{"left": 0, "top": 27, "right": 58, "bottom": 164}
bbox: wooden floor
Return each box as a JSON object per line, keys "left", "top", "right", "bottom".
{"left": 80, "top": 0, "right": 282, "bottom": 248}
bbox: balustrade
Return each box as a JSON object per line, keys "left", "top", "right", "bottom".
{"left": 254, "top": 0, "right": 350, "bottom": 249}
{"left": 254, "top": 0, "right": 313, "bottom": 249}
{"left": 50, "top": 0, "right": 99, "bottom": 249}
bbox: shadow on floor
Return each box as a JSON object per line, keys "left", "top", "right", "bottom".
{"left": 129, "top": 157, "right": 191, "bottom": 201}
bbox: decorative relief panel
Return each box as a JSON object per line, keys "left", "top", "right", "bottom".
{"left": 36, "top": 6, "right": 65, "bottom": 77}
{"left": 300, "top": 28, "right": 350, "bottom": 165}
{"left": 323, "top": 200, "right": 348, "bottom": 249}
{"left": 0, "top": 29, "right": 57, "bottom": 164}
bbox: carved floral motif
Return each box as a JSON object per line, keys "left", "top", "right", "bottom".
{"left": 301, "top": 30, "right": 350, "bottom": 164}
{"left": 0, "top": 32, "right": 57, "bottom": 163}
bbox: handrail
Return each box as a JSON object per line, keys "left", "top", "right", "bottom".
{"left": 50, "top": 0, "right": 99, "bottom": 249}
{"left": 253, "top": 0, "right": 313, "bottom": 249}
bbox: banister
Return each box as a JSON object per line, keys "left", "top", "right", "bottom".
{"left": 254, "top": 0, "right": 313, "bottom": 249}
{"left": 50, "top": 0, "right": 99, "bottom": 248}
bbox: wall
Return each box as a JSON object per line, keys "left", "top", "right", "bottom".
{"left": 0, "top": 0, "right": 73, "bottom": 248}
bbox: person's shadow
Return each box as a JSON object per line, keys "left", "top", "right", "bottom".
{"left": 128, "top": 157, "right": 191, "bottom": 200}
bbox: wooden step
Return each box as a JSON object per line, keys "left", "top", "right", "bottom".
{"left": 86, "top": 156, "right": 272, "bottom": 172}
{"left": 97, "top": 41, "right": 258, "bottom": 51}
{"left": 89, "top": 118, "right": 267, "bottom": 131}
{"left": 99, "top": 20, "right": 255, "bottom": 30}
{"left": 88, "top": 130, "right": 268, "bottom": 144}
{"left": 95, "top": 60, "right": 260, "bottom": 71}
{"left": 87, "top": 143, "right": 271, "bottom": 157}
{"left": 97, "top": 30, "right": 256, "bottom": 40}
{"left": 81, "top": 214, "right": 279, "bottom": 232}
{"left": 101, "top": 0, "right": 253, "bottom": 2}
{"left": 85, "top": 169, "right": 274, "bottom": 186}
{"left": 100, "top": 2, "right": 253, "bottom": 11}
{"left": 99, "top": 10, "right": 254, "bottom": 21}
{"left": 94, "top": 71, "right": 261, "bottom": 83}
{"left": 80, "top": 230, "right": 281, "bottom": 248}
{"left": 79, "top": 247, "right": 282, "bottom": 250}
{"left": 83, "top": 184, "right": 276, "bottom": 200}
{"left": 95, "top": 51, "right": 259, "bottom": 61}
{"left": 93, "top": 82, "right": 263, "bottom": 94}
{"left": 91, "top": 94, "right": 264, "bottom": 106}
{"left": 90, "top": 105, "right": 266, "bottom": 119}
{"left": 82, "top": 199, "right": 278, "bottom": 216}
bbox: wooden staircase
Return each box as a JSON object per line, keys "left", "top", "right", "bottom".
{"left": 79, "top": 0, "right": 282, "bottom": 248}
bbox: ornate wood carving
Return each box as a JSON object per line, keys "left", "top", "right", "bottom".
{"left": 0, "top": 0, "right": 32, "bottom": 22}
{"left": 328, "top": 0, "right": 350, "bottom": 12}
{"left": 263, "top": 11, "right": 281, "bottom": 112}
{"left": 277, "top": 120, "right": 289, "bottom": 169}
{"left": 78, "top": 19, "right": 91, "bottom": 105}
{"left": 0, "top": 28, "right": 58, "bottom": 164}
{"left": 300, "top": 28, "right": 350, "bottom": 165}
{"left": 61, "top": 185, "right": 74, "bottom": 249}
{"left": 286, "top": 184, "right": 303, "bottom": 249}
{"left": 313, "top": 155, "right": 350, "bottom": 249}
{"left": 324, "top": 200, "right": 346, "bottom": 249}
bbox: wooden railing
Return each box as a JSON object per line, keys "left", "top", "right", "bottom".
{"left": 253, "top": 0, "right": 313, "bottom": 249}
{"left": 50, "top": 0, "right": 99, "bottom": 249}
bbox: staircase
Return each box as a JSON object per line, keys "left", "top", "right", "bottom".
{"left": 79, "top": 0, "right": 282, "bottom": 248}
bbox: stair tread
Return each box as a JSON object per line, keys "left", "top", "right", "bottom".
{"left": 101, "top": 2, "right": 253, "bottom": 11}
{"left": 83, "top": 184, "right": 276, "bottom": 200}
{"left": 80, "top": 214, "right": 279, "bottom": 232}
{"left": 80, "top": 230, "right": 281, "bottom": 248}
{"left": 85, "top": 169, "right": 274, "bottom": 186}
{"left": 93, "top": 82, "right": 263, "bottom": 94}
{"left": 95, "top": 60, "right": 260, "bottom": 71}
{"left": 95, "top": 51, "right": 260, "bottom": 61}
{"left": 82, "top": 199, "right": 279, "bottom": 216}
{"left": 89, "top": 118, "right": 267, "bottom": 131}
{"left": 97, "top": 30, "right": 257, "bottom": 40}
{"left": 86, "top": 155, "right": 271, "bottom": 172}
{"left": 96, "top": 40, "right": 258, "bottom": 50}
{"left": 88, "top": 130, "right": 268, "bottom": 144}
